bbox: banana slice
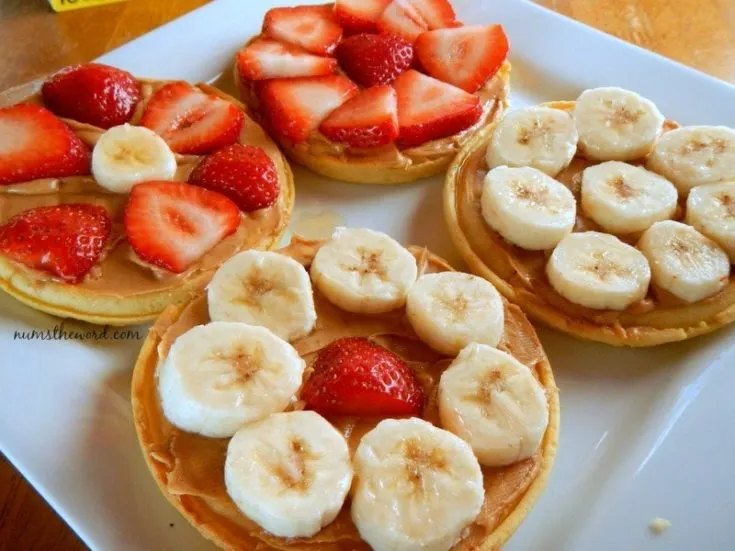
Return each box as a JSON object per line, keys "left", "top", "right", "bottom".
{"left": 580, "top": 161, "right": 678, "bottom": 234}
{"left": 438, "top": 343, "right": 548, "bottom": 467}
{"left": 487, "top": 106, "right": 579, "bottom": 176}
{"left": 224, "top": 411, "right": 352, "bottom": 538}
{"left": 647, "top": 126, "right": 735, "bottom": 195}
{"left": 573, "top": 87, "right": 664, "bottom": 161}
{"left": 638, "top": 220, "right": 730, "bottom": 303}
{"left": 207, "top": 250, "right": 317, "bottom": 342}
{"left": 158, "top": 322, "right": 306, "bottom": 438}
{"left": 351, "top": 417, "right": 485, "bottom": 551}
{"left": 310, "top": 227, "right": 418, "bottom": 314}
{"left": 686, "top": 182, "right": 735, "bottom": 262}
{"left": 546, "top": 231, "right": 651, "bottom": 310}
{"left": 481, "top": 166, "right": 576, "bottom": 250}
{"left": 92, "top": 124, "right": 177, "bottom": 193}
{"left": 405, "top": 271, "right": 504, "bottom": 356}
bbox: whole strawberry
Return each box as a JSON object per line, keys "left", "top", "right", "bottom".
{"left": 42, "top": 63, "right": 141, "bottom": 129}
{"left": 0, "top": 204, "right": 111, "bottom": 283}
{"left": 188, "top": 144, "right": 279, "bottom": 212}
{"left": 301, "top": 337, "right": 424, "bottom": 416}
{"left": 336, "top": 33, "right": 414, "bottom": 87}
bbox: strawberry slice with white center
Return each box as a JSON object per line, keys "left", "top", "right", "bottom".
{"left": 416, "top": 25, "right": 509, "bottom": 93}
{"left": 237, "top": 38, "right": 337, "bottom": 81}
{"left": 394, "top": 69, "right": 482, "bottom": 148}
{"left": 319, "top": 85, "right": 399, "bottom": 148}
{"left": 139, "top": 82, "right": 244, "bottom": 155}
{"left": 263, "top": 5, "right": 343, "bottom": 56}
{"left": 124, "top": 181, "right": 240, "bottom": 273}
{"left": 377, "top": 0, "right": 458, "bottom": 43}
{"left": 258, "top": 75, "right": 358, "bottom": 143}
{"left": 0, "top": 104, "right": 90, "bottom": 185}
{"left": 335, "top": 0, "right": 392, "bottom": 34}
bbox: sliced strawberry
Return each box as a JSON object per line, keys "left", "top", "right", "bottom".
{"left": 0, "top": 104, "right": 90, "bottom": 186}
{"left": 335, "top": 0, "right": 392, "bottom": 34}
{"left": 377, "top": 0, "right": 457, "bottom": 43}
{"left": 301, "top": 337, "right": 424, "bottom": 417}
{"left": 189, "top": 144, "right": 279, "bottom": 212}
{"left": 263, "top": 5, "right": 343, "bottom": 56}
{"left": 124, "top": 181, "right": 240, "bottom": 273}
{"left": 237, "top": 38, "right": 337, "bottom": 81}
{"left": 258, "top": 75, "right": 358, "bottom": 143}
{"left": 319, "top": 86, "right": 399, "bottom": 148}
{"left": 0, "top": 204, "right": 111, "bottom": 283}
{"left": 41, "top": 63, "right": 141, "bottom": 129}
{"left": 139, "top": 82, "right": 244, "bottom": 155}
{"left": 416, "top": 25, "right": 509, "bottom": 93}
{"left": 394, "top": 69, "right": 482, "bottom": 147}
{"left": 336, "top": 33, "right": 414, "bottom": 87}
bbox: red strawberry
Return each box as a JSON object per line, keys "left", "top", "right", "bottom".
{"left": 0, "top": 104, "right": 90, "bottom": 186}
{"left": 394, "top": 70, "right": 482, "bottom": 147}
{"left": 189, "top": 144, "right": 279, "bottom": 212}
{"left": 335, "top": 0, "right": 392, "bottom": 34}
{"left": 41, "top": 63, "right": 141, "bottom": 129}
{"left": 258, "top": 75, "right": 358, "bottom": 143}
{"left": 336, "top": 33, "right": 414, "bottom": 87}
{"left": 263, "top": 5, "right": 343, "bottom": 56}
{"left": 0, "top": 204, "right": 111, "bottom": 283}
{"left": 237, "top": 38, "right": 337, "bottom": 81}
{"left": 319, "top": 86, "right": 399, "bottom": 148}
{"left": 124, "top": 181, "right": 240, "bottom": 273}
{"left": 416, "top": 25, "right": 509, "bottom": 93}
{"left": 301, "top": 337, "right": 424, "bottom": 416}
{"left": 139, "top": 82, "right": 244, "bottom": 155}
{"left": 377, "top": 0, "right": 457, "bottom": 43}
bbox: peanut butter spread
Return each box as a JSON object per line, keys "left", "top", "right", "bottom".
{"left": 0, "top": 80, "right": 289, "bottom": 297}
{"left": 132, "top": 237, "right": 557, "bottom": 551}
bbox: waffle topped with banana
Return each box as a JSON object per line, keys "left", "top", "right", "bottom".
{"left": 132, "top": 229, "right": 559, "bottom": 551}
{"left": 445, "top": 86, "right": 735, "bottom": 346}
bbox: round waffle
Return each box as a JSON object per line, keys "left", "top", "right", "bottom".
{"left": 444, "top": 100, "right": 735, "bottom": 347}
{"left": 0, "top": 77, "right": 294, "bottom": 326}
{"left": 131, "top": 235, "right": 559, "bottom": 551}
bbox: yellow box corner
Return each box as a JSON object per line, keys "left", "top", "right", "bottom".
{"left": 49, "top": 0, "right": 127, "bottom": 12}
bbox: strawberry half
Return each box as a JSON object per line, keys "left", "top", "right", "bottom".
{"left": 300, "top": 337, "right": 424, "bottom": 417}
{"left": 335, "top": 0, "right": 392, "bottom": 34}
{"left": 0, "top": 204, "right": 111, "bottom": 283}
{"left": 378, "top": 0, "right": 457, "bottom": 43}
{"left": 139, "top": 82, "right": 244, "bottom": 155}
{"left": 41, "top": 63, "right": 141, "bottom": 129}
{"left": 416, "top": 25, "right": 509, "bottom": 93}
{"left": 237, "top": 38, "right": 337, "bottom": 81}
{"left": 263, "top": 5, "right": 343, "bottom": 56}
{"left": 189, "top": 144, "right": 279, "bottom": 212}
{"left": 124, "top": 181, "right": 240, "bottom": 273}
{"left": 336, "top": 33, "right": 414, "bottom": 87}
{"left": 319, "top": 85, "right": 399, "bottom": 148}
{"left": 0, "top": 104, "right": 90, "bottom": 186}
{"left": 394, "top": 70, "right": 482, "bottom": 147}
{"left": 258, "top": 75, "right": 358, "bottom": 143}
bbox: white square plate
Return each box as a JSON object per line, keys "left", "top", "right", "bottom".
{"left": 2, "top": 1, "right": 735, "bottom": 550}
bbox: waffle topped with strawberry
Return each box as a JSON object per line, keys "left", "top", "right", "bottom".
{"left": 132, "top": 230, "right": 558, "bottom": 551}
{"left": 235, "top": 0, "right": 511, "bottom": 184}
{"left": 0, "top": 63, "right": 293, "bottom": 325}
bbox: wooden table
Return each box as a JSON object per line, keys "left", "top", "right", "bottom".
{"left": 0, "top": 0, "right": 733, "bottom": 549}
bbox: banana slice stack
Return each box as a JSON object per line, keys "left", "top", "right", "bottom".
{"left": 446, "top": 85, "right": 735, "bottom": 346}
{"left": 132, "top": 230, "right": 558, "bottom": 551}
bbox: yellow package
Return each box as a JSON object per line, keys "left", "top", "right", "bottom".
{"left": 49, "top": 0, "right": 127, "bottom": 12}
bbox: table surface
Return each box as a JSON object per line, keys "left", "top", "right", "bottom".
{"left": 0, "top": 0, "right": 733, "bottom": 549}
